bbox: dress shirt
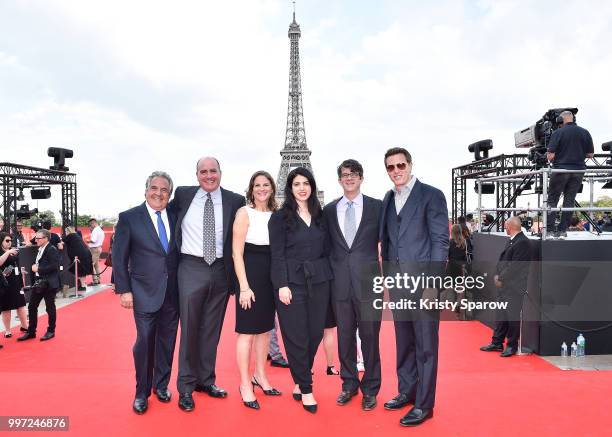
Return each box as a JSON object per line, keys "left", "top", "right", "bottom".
{"left": 393, "top": 175, "right": 417, "bottom": 213}
{"left": 34, "top": 242, "right": 48, "bottom": 276}
{"left": 145, "top": 202, "right": 171, "bottom": 241}
{"left": 336, "top": 193, "right": 364, "bottom": 238}
{"left": 181, "top": 186, "right": 224, "bottom": 258}
{"left": 88, "top": 225, "right": 105, "bottom": 248}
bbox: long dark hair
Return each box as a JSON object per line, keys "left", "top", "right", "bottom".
{"left": 282, "top": 167, "right": 322, "bottom": 227}
{"left": 0, "top": 231, "right": 12, "bottom": 255}
{"left": 246, "top": 170, "right": 278, "bottom": 211}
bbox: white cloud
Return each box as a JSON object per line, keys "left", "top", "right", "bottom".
{"left": 1, "top": 0, "right": 612, "bottom": 219}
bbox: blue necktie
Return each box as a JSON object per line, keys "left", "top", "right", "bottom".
{"left": 156, "top": 211, "right": 169, "bottom": 253}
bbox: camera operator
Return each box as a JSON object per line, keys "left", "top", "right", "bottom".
{"left": 17, "top": 229, "right": 61, "bottom": 342}
{"left": 546, "top": 111, "right": 594, "bottom": 238}
{"left": 12, "top": 219, "right": 30, "bottom": 248}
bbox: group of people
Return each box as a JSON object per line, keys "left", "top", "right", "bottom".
{"left": 113, "top": 147, "right": 449, "bottom": 427}
{"left": 0, "top": 215, "right": 103, "bottom": 345}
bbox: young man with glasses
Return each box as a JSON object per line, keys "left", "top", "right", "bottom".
{"left": 323, "top": 159, "right": 383, "bottom": 411}
{"left": 17, "top": 229, "right": 61, "bottom": 342}
{"left": 379, "top": 147, "right": 449, "bottom": 426}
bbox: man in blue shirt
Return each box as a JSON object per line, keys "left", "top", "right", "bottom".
{"left": 546, "top": 111, "right": 594, "bottom": 238}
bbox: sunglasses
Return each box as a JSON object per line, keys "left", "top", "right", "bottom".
{"left": 386, "top": 162, "right": 408, "bottom": 172}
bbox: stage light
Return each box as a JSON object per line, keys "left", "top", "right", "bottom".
{"left": 474, "top": 181, "right": 495, "bottom": 194}
{"left": 48, "top": 147, "right": 73, "bottom": 172}
{"left": 468, "top": 139, "right": 493, "bottom": 161}
{"left": 31, "top": 187, "right": 51, "bottom": 200}
{"left": 16, "top": 187, "right": 25, "bottom": 201}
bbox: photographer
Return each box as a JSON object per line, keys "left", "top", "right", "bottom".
{"left": 17, "top": 229, "right": 61, "bottom": 342}
{"left": 546, "top": 111, "right": 594, "bottom": 238}
{"left": 12, "top": 219, "right": 30, "bottom": 248}
{"left": 1, "top": 232, "right": 29, "bottom": 339}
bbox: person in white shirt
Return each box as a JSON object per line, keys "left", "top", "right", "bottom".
{"left": 86, "top": 218, "right": 105, "bottom": 285}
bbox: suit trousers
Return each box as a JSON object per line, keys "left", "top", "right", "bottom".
{"left": 492, "top": 291, "right": 525, "bottom": 349}
{"left": 275, "top": 282, "right": 330, "bottom": 394}
{"left": 393, "top": 308, "right": 439, "bottom": 410}
{"left": 132, "top": 288, "right": 179, "bottom": 399}
{"left": 333, "top": 296, "right": 381, "bottom": 396}
{"left": 27, "top": 288, "right": 57, "bottom": 334}
{"left": 177, "top": 256, "right": 230, "bottom": 393}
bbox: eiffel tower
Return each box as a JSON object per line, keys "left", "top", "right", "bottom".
{"left": 276, "top": 6, "right": 324, "bottom": 206}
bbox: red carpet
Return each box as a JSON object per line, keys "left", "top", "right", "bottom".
{"left": 1, "top": 272, "right": 610, "bottom": 436}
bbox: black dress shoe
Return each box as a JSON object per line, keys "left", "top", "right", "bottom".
{"left": 17, "top": 332, "right": 36, "bottom": 342}
{"left": 400, "top": 407, "right": 433, "bottom": 426}
{"left": 155, "top": 388, "right": 171, "bottom": 403}
{"left": 480, "top": 343, "right": 503, "bottom": 352}
{"left": 252, "top": 377, "right": 281, "bottom": 396}
{"left": 336, "top": 389, "right": 358, "bottom": 405}
{"left": 270, "top": 357, "right": 290, "bottom": 368}
{"left": 302, "top": 403, "right": 317, "bottom": 414}
{"left": 40, "top": 332, "right": 55, "bottom": 341}
{"left": 500, "top": 347, "right": 517, "bottom": 357}
{"left": 362, "top": 395, "right": 377, "bottom": 411}
{"left": 132, "top": 398, "right": 148, "bottom": 415}
{"left": 384, "top": 393, "right": 414, "bottom": 410}
{"left": 195, "top": 384, "right": 227, "bottom": 398}
{"left": 239, "top": 386, "right": 260, "bottom": 410}
{"left": 178, "top": 393, "right": 195, "bottom": 412}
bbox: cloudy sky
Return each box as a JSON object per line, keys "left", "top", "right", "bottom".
{"left": 1, "top": 0, "right": 612, "bottom": 219}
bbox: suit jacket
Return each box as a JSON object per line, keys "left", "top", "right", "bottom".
{"left": 496, "top": 232, "right": 531, "bottom": 294}
{"left": 323, "top": 194, "right": 382, "bottom": 301}
{"left": 169, "top": 186, "right": 245, "bottom": 293}
{"left": 112, "top": 203, "right": 179, "bottom": 313}
{"left": 380, "top": 179, "right": 449, "bottom": 264}
{"left": 36, "top": 244, "right": 61, "bottom": 290}
{"left": 268, "top": 210, "right": 333, "bottom": 290}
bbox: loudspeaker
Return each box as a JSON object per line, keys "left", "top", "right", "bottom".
{"left": 31, "top": 188, "right": 51, "bottom": 199}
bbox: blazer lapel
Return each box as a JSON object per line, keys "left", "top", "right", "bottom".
{"left": 139, "top": 203, "right": 165, "bottom": 254}
{"left": 398, "top": 180, "right": 422, "bottom": 238}
{"left": 221, "top": 187, "right": 231, "bottom": 245}
{"left": 352, "top": 195, "right": 370, "bottom": 245}
{"left": 379, "top": 190, "right": 393, "bottom": 241}
{"left": 330, "top": 199, "right": 349, "bottom": 249}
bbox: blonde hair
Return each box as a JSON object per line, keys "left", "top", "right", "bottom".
{"left": 450, "top": 224, "right": 466, "bottom": 249}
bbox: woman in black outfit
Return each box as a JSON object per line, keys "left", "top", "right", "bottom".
{"left": 0, "top": 232, "right": 28, "bottom": 339}
{"left": 447, "top": 224, "right": 471, "bottom": 279}
{"left": 269, "top": 167, "right": 333, "bottom": 414}
{"left": 62, "top": 227, "right": 92, "bottom": 291}
{"left": 233, "top": 170, "right": 281, "bottom": 410}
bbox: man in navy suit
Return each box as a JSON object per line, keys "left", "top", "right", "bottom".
{"left": 170, "top": 157, "right": 245, "bottom": 412}
{"left": 323, "top": 159, "right": 383, "bottom": 411}
{"left": 379, "top": 147, "right": 449, "bottom": 426}
{"left": 113, "top": 171, "right": 179, "bottom": 415}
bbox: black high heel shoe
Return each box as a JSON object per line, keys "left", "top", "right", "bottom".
{"left": 292, "top": 389, "right": 302, "bottom": 401}
{"left": 301, "top": 394, "right": 318, "bottom": 414}
{"left": 326, "top": 366, "right": 339, "bottom": 375}
{"left": 238, "top": 386, "right": 260, "bottom": 410}
{"left": 251, "top": 376, "right": 282, "bottom": 396}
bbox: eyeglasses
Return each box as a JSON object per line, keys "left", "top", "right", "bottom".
{"left": 386, "top": 162, "right": 408, "bottom": 172}
{"left": 340, "top": 172, "right": 360, "bottom": 180}
{"left": 35, "top": 236, "right": 48, "bottom": 240}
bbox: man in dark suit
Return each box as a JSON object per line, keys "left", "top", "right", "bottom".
{"left": 170, "top": 157, "right": 245, "bottom": 412}
{"left": 323, "top": 159, "right": 382, "bottom": 411}
{"left": 17, "top": 229, "right": 61, "bottom": 342}
{"left": 379, "top": 147, "right": 449, "bottom": 427}
{"left": 480, "top": 216, "right": 531, "bottom": 357}
{"left": 113, "top": 171, "right": 179, "bottom": 414}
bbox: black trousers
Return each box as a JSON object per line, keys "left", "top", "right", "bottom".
{"left": 392, "top": 308, "right": 439, "bottom": 410}
{"left": 133, "top": 287, "right": 179, "bottom": 399}
{"left": 28, "top": 288, "right": 57, "bottom": 334}
{"left": 333, "top": 297, "right": 381, "bottom": 396}
{"left": 547, "top": 172, "right": 584, "bottom": 232}
{"left": 177, "top": 257, "right": 230, "bottom": 394}
{"left": 492, "top": 291, "right": 524, "bottom": 349}
{"left": 275, "top": 281, "right": 330, "bottom": 394}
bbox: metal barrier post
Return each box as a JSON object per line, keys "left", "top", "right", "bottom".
{"left": 542, "top": 169, "right": 549, "bottom": 239}
{"left": 477, "top": 180, "right": 482, "bottom": 232}
{"left": 70, "top": 256, "right": 83, "bottom": 299}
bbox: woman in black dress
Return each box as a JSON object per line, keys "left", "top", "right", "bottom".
{"left": 1, "top": 232, "right": 28, "bottom": 338}
{"left": 447, "top": 224, "right": 470, "bottom": 279}
{"left": 269, "top": 167, "right": 333, "bottom": 414}
{"left": 233, "top": 171, "right": 281, "bottom": 410}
